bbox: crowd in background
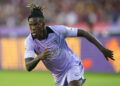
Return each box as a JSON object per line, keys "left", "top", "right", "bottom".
{"left": 0, "top": 0, "right": 120, "bottom": 27}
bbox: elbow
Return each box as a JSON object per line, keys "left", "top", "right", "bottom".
{"left": 26, "top": 68, "right": 32, "bottom": 72}
{"left": 26, "top": 65, "right": 32, "bottom": 72}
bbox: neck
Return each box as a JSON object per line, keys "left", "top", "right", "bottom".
{"left": 38, "top": 27, "right": 48, "bottom": 40}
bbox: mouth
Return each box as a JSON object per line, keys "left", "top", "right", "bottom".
{"left": 31, "top": 32, "right": 37, "bottom": 37}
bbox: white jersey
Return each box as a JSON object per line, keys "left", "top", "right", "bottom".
{"left": 24, "top": 25, "right": 81, "bottom": 78}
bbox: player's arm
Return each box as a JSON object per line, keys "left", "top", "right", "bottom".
{"left": 25, "top": 57, "right": 40, "bottom": 71}
{"left": 77, "top": 29, "right": 114, "bottom": 61}
{"left": 25, "top": 48, "right": 53, "bottom": 72}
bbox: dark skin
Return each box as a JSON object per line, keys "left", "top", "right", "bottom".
{"left": 25, "top": 17, "right": 114, "bottom": 86}
{"left": 29, "top": 18, "right": 47, "bottom": 40}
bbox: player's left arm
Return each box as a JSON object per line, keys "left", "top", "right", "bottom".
{"left": 77, "top": 29, "right": 115, "bottom": 61}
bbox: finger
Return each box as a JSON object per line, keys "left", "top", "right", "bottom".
{"left": 49, "top": 54, "right": 54, "bottom": 57}
{"left": 108, "top": 50, "right": 113, "bottom": 55}
{"left": 110, "top": 57, "right": 115, "bottom": 60}
{"left": 46, "top": 50, "right": 53, "bottom": 53}
{"left": 110, "top": 53, "right": 115, "bottom": 60}
{"left": 44, "top": 52, "right": 54, "bottom": 57}
{"left": 44, "top": 47, "right": 52, "bottom": 52}
{"left": 44, "top": 55, "right": 53, "bottom": 60}
{"left": 44, "top": 50, "right": 52, "bottom": 55}
{"left": 105, "top": 57, "right": 108, "bottom": 61}
{"left": 108, "top": 52, "right": 113, "bottom": 58}
{"left": 108, "top": 49, "right": 113, "bottom": 52}
{"left": 48, "top": 53, "right": 54, "bottom": 57}
{"left": 45, "top": 52, "right": 53, "bottom": 57}
{"left": 45, "top": 57, "right": 50, "bottom": 60}
{"left": 44, "top": 47, "right": 52, "bottom": 51}
{"left": 44, "top": 53, "right": 51, "bottom": 57}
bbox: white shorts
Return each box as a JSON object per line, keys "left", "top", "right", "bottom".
{"left": 55, "top": 63, "right": 85, "bottom": 86}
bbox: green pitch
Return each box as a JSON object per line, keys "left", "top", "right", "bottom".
{"left": 0, "top": 70, "right": 120, "bottom": 86}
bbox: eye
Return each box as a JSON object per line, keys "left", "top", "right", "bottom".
{"left": 37, "top": 23, "right": 43, "bottom": 26}
{"left": 34, "top": 23, "right": 38, "bottom": 26}
{"left": 29, "top": 23, "right": 37, "bottom": 26}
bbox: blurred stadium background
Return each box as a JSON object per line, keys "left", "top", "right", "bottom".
{"left": 0, "top": 0, "right": 120, "bottom": 86}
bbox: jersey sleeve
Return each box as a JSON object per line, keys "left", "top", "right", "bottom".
{"left": 24, "top": 38, "right": 35, "bottom": 58}
{"left": 50, "top": 25, "right": 78, "bottom": 38}
{"left": 64, "top": 26, "right": 78, "bottom": 37}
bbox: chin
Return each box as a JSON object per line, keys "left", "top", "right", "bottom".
{"left": 31, "top": 34, "right": 37, "bottom": 38}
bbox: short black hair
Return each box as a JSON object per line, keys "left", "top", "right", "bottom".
{"left": 28, "top": 5, "right": 44, "bottom": 21}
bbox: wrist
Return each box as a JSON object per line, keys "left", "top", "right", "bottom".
{"left": 36, "top": 56, "right": 41, "bottom": 60}
{"left": 99, "top": 46, "right": 105, "bottom": 52}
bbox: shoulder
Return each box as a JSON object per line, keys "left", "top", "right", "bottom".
{"left": 49, "top": 25, "right": 76, "bottom": 31}
{"left": 48, "top": 25, "right": 67, "bottom": 34}
{"left": 49, "top": 25, "right": 66, "bottom": 30}
{"left": 24, "top": 34, "right": 34, "bottom": 47}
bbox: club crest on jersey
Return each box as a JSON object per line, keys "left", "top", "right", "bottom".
{"left": 66, "top": 27, "right": 73, "bottom": 31}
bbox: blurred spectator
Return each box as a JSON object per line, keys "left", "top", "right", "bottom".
{"left": 56, "top": 5, "right": 78, "bottom": 25}
{"left": 0, "top": 0, "right": 120, "bottom": 28}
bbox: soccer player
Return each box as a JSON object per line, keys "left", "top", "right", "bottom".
{"left": 24, "top": 4, "right": 114, "bottom": 86}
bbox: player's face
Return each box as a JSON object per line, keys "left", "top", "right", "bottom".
{"left": 28, "top": 17, "right": 45, "bottom": 38}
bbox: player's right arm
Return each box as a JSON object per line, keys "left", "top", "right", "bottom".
{"left": 25, "top": 57, "right": 40, "bottom": 72}
{"left": 24, "top": 37, "right": 53, "bottom": 72}
{"left": 25, "top": 48, "right": 52, "bottom": 71}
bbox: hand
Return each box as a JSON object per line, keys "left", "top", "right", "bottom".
{"left": 38, "top": 47, "right": 53, "bottom": 60}
{"left": 101, "top": 48, "right": 115, "bottom": 61}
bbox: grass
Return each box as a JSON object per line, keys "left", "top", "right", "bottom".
{"left": 0, "top": 70, "right": 120, "bottom": 86}
{"left": 84, "top": 73, "right": 120, "bottom": 86}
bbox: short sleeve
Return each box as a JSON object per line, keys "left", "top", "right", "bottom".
{"left": 50, "top": 25, "right": 78, "bottom": 38}
{"left": 24, "top": 37, "right": 35, "bottom": 58}
{"left": 64, "top": 26, "right": 78, "bottom": 37}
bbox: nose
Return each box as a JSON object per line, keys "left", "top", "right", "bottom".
{"left": 32, "top": 26, "right": 36, "bottom": 30}
{"left": 31, "top": 25, "right": 37, "bottom": 30}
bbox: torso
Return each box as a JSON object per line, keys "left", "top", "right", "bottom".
{"left": 26, "top": 26, "right": 81, "bottom": 78}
